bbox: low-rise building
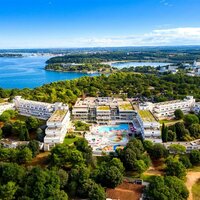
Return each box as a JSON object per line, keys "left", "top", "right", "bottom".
{"left": 136, "top": 110, "right": 161, "bottom": 138}
{"left": 140, "top": 96, "right": 195, "bottom": 120}
{"left": 14, "top": 96, "right": 54, "bottom": 120}
{"left": 72, "top": 97, "right": 137, "bottom": 124}
{"left": 153, "top": 96, "right": 195, "bottom": 119}
{"left": 44, "top": 108, "right": 70, "bottom": 151}
{"left": 0, "top": 102, "right": 15, "bottom": 115}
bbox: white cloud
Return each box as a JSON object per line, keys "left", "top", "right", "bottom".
{"left": 1, "top": 27, "right": 200, "bottom": 48}
{"left": 73, "top": 27, "right": 200, "bottom": 47}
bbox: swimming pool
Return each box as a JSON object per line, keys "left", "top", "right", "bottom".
{"left": 97, "top": 124, "right": 129, "bottom": 133}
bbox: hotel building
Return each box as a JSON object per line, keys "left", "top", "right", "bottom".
{"left": 136, "top": 110, "right": 161, "bottom": 138}
{"left": 0, "top": 102, "right": 15, "bottom": 115}
{"left": 14, "top": 96, "right": 54, "bottom": 120}
{"left": 72, "top": 97, "right": 137, "bottom": 124}
{"left": 139, "top": 96, "right": 195, "bottom": 120}
{"left": 13, "top": 96, "right": 70, "bottom": 150}
{"left": 44, "top": 108, "right": 70, "bottom": 151}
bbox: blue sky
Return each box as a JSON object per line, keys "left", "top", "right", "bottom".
{"left": 1, "top": 0, "right": 200, "bottom": 48}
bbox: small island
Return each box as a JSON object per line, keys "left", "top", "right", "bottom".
{"left": 45, "top": 63, "right": 118, "bottom": 74}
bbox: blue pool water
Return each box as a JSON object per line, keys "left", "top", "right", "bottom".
{"left": 97, "top": 124, "right": 129, "bottom": 133}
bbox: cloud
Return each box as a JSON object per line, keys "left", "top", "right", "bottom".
{"left": 160, "top": 0, "right": 173, "bottom": 7}
{"left": 73, "top": 27, "right": 200, "bottom": 47}
{"left": 1, "top": 27, "right": 200, "bottom": 48}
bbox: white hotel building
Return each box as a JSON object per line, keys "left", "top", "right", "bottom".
{"left": 44, "top": 108, "right": 70, "bottom": 151}
{"left": 136, "top": 110, "right": 161, "bottom": 139}
{"left": 139, "top": 96, "right": 195, "bottom": 120}
{"left": 0, "top": 102, "right": 15, "bottom": 115}
{"left": 13, "top": 96, "right": 70, "bottom": 150}
{"left": 72, "top": 97, "right": 137, "bottom": 124}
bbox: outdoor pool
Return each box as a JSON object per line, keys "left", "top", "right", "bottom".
{"left": 97, "top": 124, "right": 129, "bottom": 133}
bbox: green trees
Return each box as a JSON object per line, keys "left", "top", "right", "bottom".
{"left": 161, "top": 123, "right": 168, "bottom": 142}
{"left": 184, "top": 114, "right": 199, "bottom": 127}
{"left": 26, "top": 116, "right": 40, "bottom": 131}
{"left": 27, "top": 140, "right": 40, "bottom": 157}
{"left": 174, "top": 109, "right": 184, "bottom": 119}
{"left": 189, "top": 123, "right": 200, "bottom": 139}
{"left": 148, "top": 143, "right": 168, "bottom": 159}
{"left": 146, "top": 176, "right": 189, "bottom": 200}
{"left": 168, "top": 144, "right": 186, "bottom": 155}
{"left": 165, "top": 157, "right": 186, "bottom": 179}
{"left": 0, "top": 110, "right": 17, "bottom": 122}
{"left": 117, "top": 139, "right": 150, "bottom": 173}
{"left": 189, "top": 150, "right": 200, "bottom": 165}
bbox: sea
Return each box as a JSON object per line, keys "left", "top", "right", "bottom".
{"left": 0, "top": 56, "right": 170, "bottom": 89}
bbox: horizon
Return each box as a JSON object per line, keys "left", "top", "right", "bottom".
{"left": 1, "top": 0, "right": 200, "bottom": 48}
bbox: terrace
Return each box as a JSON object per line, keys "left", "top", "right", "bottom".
{"left": 48, "top": 109, "right": 68, "bottom": 123}
{"left": 119, "top": 103, "right": 134, "bottom": 111}
{"left": 138, "top": 110, "right": 157, "bottom": 122}
{"left": 97, "top": 105, "right": 110, "bottom": 111}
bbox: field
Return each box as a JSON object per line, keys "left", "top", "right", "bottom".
{"left": 192, "top": 179, "right": 200, "bottom": 200}
{"left": 63, "top": 136, "right": 80, "bottom": 145}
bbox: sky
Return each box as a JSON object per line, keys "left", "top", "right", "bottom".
{"left": 0, "top": 0, "right": 200, "bottom": 48}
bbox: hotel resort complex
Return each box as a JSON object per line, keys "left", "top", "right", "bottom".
{"left": 13, "top": 96, "right": 70, "bottom": 150}
{"left": 0, "top": 95, "right": 200, "bottom": 152}
{"left": 72, "top": 97, "right": 137, "bottom": 124}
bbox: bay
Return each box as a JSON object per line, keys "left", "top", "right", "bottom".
{"left": 0, "top": 56, "right": 99, "bottom": 89}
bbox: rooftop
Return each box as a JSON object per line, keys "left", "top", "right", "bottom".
{"left": 119, "top": 102, "right": 133, "bottom": 111}
{"left": 97, "top": 105, "right": 110, "bottom": 111}
{"left": 138, "top": 110, "right": 157, "bottom": 122}
{"left": 48, "top": 109, "right": 68, "bottom": 123}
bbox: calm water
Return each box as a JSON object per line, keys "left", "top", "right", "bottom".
{"left": 111, "top": 61, "right": 171, "bottom": 68}
{"left": 0, "top": 57, "right": 172, "bottom": 89}
{"left": 0, "top": 56, "right": 99, "bottom": 89}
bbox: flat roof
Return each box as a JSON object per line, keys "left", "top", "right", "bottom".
{"left": 48, "top": 109, "right": 68, "bottom": 123}
{"left": 119, "top": 102, "right": 134, "bottom": 111}
{"left": 97, "top": 105, "right": 110, "bottom": 111}
{"left": 138, "top": 110, "right": 157, "bottom": 122}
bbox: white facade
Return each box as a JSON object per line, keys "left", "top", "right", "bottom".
{"left": 72, "top": 97, "right": 137, "bottom": 124}
{"left": 44, "top": 108, "right": 70, "bottom": 150}
{"left": 0, "top": 102, "right": 15, "bottom": 115}
{"left": 14, "top": 96, "right": 54, "bottom": 120}
{"left": 153, "top": 96, "right": 195, "bottom": 119}
{"left": 136, "top": 110, "right": 161, "bottom": 139}
{"left": 13, "top": 96, "right": 70, "bottom": 151}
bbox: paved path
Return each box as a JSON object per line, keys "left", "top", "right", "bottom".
{"left": 186, "top": 172, "right": 200, "bottom": 200}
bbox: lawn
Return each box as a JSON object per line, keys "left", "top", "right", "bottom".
{"left": 192, "top": 179, "right": 200, "bottom": 200}
{"left": 159, "top": 119, "right": 183, "bottom": 125}
{"left": 138, "top": 110, "right": 157, "bottom": 122}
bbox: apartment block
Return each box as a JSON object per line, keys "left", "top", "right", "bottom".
{"left": 72, "top": 97, "right": 137, "bottom": 124}
{"left": 136, "top": 110, "right": 161, "bottom": 138}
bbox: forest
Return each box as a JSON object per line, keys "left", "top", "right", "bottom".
{"left": 0, "top": 72, "right": 200, "bottom": 107}
{"left": 45, "top": 63, "right": 117, "bottom": 73}
{"left": 46, "top": 49, "right": 200, "bottom": 64}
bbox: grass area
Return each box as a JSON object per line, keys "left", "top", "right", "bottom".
{"left": 159, "top": 119, "right": 183, "bottom": 125}
{"left": 119, "top": 103, "right": 133, "bottom": 111}
{"left": 192, "top": 179, "right": 200, "bottom": 200}
{"left": 97, "top": 105, "right": 110, "bottom": 111}
{"left": 63, "top": 136, "right": 79, "bottom": 145}
{"left": 188, "top": 165, "right": 200, "bottom": 172}
{"left": 140, "top": 174, "right": 159, "bottom": 182}
{"left": 138, "top": 110, "right": 157, "bottom": 122}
